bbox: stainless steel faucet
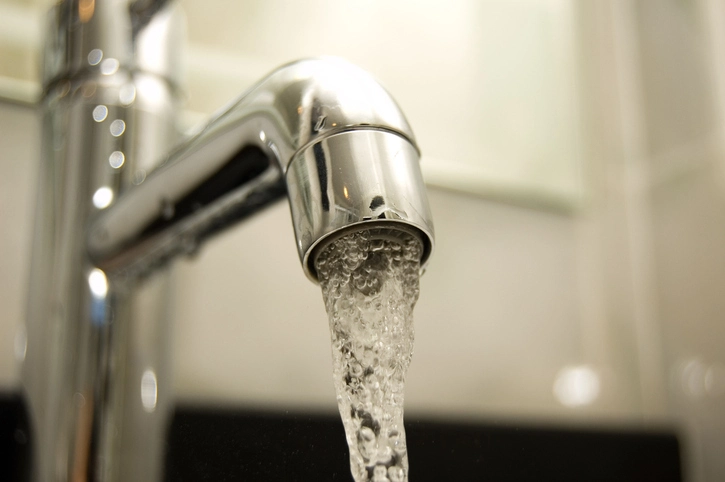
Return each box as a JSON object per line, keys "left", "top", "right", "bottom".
{"left": 23, "top": 1, "right": 434, "bottom": 480}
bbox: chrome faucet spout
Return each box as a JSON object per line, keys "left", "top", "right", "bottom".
{"left": 87, "top": 58, "right": 434, "bottom": 281}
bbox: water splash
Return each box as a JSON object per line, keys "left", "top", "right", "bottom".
{"left": 315, "top": 228, "right": 422, "bottom": 482}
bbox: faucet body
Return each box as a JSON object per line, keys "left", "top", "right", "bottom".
{"left": 23, "top": 1, "right": 433, "bottom": 481}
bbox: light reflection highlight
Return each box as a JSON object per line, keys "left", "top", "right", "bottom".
{"left": 119, "top": 84, "right": 136, "bottom": 105}
{"left": 109, "top": 151, "right": 125, "bottom": 169}
{"left": 88, "top": 49, "right": 103, "bottom": 66}
{"left": 93, "top": 187, "right": 114, "bottom": 209}
{"left": 100, "top": 58, "right": 120, "bottom": 75}
{"left": 88, "top": 268, "right": 108, "bottom": 298}
{"left": 92, "top": 105, "right": 108, "bottom": 122}
{"left": 141, "top": 369, "right": 158, "bottom": 412}
{"left": 553, "top": 365, "right": 600, "bottom": 407}
{"left": 110, "top": 119, "right": 126, "bottom": 137}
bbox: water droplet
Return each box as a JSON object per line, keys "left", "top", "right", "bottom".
{"left": 372, "top": 465, "right": 389, "bottom": 481}
{"left": 388, "top": 466, "right": 405, "bottom": 482}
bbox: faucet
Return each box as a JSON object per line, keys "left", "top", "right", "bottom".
{"left": 22, "top": 1, "right": 434, "bottom": 481}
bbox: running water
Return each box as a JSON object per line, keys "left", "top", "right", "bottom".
{"left": 315, "top": 228, "right": 422, "bottom": 482}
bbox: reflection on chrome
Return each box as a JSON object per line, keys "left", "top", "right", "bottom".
{"left": 109, "top": 151, "right": 125, "bottom": 169}
{"left": 92, "top": 105, "right": 108, "bottom": 122}
{"left": 100, "top": 58, "right": 120, "bottom": 76}
{"left": 553, "top": 365, "right": 601, "bottom": 408}
{"left": 88, "top": 268, "right": 109, "bottom": 299}
{"left": 109, "top": 119, "right": 126, "bottom": 137}
{"left": 87, "top": 48, "right": 103, "bottom": 66}
{"left": 141, "top": 369, "right": 158, "bottom": 412}
{"left": 92, "top": 187, "right": 114, "bottom": 209}
{"left": 119, "top": 84, "right": 136, "bottom": 105}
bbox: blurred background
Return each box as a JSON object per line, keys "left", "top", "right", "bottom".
{"left": 0, "top": 0, "right": 723, "bottom": 480}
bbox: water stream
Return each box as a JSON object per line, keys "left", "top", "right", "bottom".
{"left": 315, "top": 228, "right": 422, "bottom": 482}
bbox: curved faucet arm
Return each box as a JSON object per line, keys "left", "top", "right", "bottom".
{"left": 87, "top": 58, "right": 419, "bottom": 279}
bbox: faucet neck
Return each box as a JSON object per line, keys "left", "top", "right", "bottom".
{"left": 86, "top": 58, "right": 427, "bottom": 281}
{"left": 42, "top": 0, "right": 185, "bottom": 97}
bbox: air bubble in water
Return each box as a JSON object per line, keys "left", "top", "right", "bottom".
{"left": 316, "top": 229, "right": 421, "bottom": 482}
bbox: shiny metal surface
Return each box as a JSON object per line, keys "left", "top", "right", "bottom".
{"left": 288, "top": 129, "right": 434, "bottom": 281}
{"left": 42, "top": 0, "right": 184, "bottom": 93}
{"left": 25, "top": 1, "right": 183, "bottom": 481}
{"left": 87, "top": 57, "right": 433, "bottom": 281}
{"left": 26, "top": 1, "right": 434, "bottom": 481}
{"left": 26, "top": 74, "right": 178, "bottom": 482}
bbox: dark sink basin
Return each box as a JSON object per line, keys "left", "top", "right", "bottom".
{"left": 1, "top": 392, "right": 683, "bottom": 481}
{"left": 166, "top": 405, "right": 683, "bottom": 481}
